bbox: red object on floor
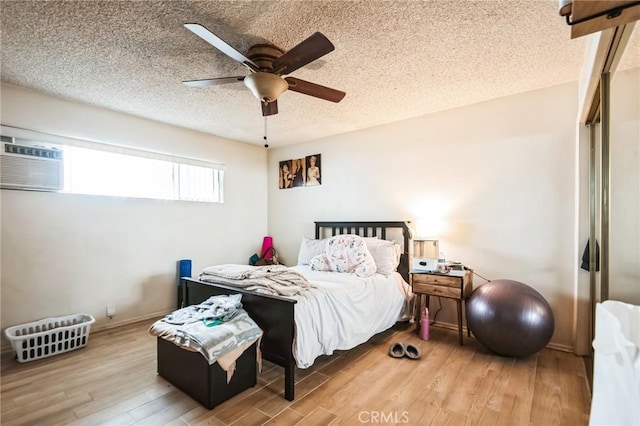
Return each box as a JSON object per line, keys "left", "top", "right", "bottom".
{"left": 261, "top": 236, "right": 274, "bottom": 260}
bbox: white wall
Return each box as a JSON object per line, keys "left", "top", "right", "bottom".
{"left": 0, "top": 84, "right": 268, "bottom": 349}
{"left": 268, "top": 82, "right": 579, "bottom": 350}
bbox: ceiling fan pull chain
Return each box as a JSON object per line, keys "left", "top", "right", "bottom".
{"left": 263, "top": 116, "right": 269, "bottom": 148}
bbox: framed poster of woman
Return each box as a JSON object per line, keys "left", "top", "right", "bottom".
{"left": 305, "top": 154, "right": 321, "bottom": 186}
{"left": 279, "top": 154, "right": 321, "bottom": 189}
{"left": 279, "top": 160, "right": 293, "bottom": 189}
{"left": 290, "top": 158, "right": 306, "bottom": 187}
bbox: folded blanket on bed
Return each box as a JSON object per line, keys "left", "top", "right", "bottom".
{"left": 199, "top": 264, "right": 313, "bottom": 297}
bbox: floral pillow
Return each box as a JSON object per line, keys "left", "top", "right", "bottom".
{"left": 309, "top": 234, "right": 377, "bottom": 277}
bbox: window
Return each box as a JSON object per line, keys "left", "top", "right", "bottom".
{"left": 62, "top": 145, "right": 224, "bottom": 203}
{"left": 1, "top": 126, "right": 224, "bottom": 203}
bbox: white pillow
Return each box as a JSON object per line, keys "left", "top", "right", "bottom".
{"left": 365, "top": 239, "right": 402, "bottom": 275}
{"left": 297, "top": 237, "right": 327, "bottom": 265}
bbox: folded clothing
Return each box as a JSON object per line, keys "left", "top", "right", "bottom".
{"left": 150, "top": 294, "right": 263, "bottom": 381}
{"left": 173, "top": 309, "right": 262, "bottom": 364}
{"left": 164, "top": 294, "right": 242, "bottom": 325}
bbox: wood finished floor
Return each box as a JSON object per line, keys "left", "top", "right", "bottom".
{"left": 0, "top": 319, "right": 591, "bottom": 425}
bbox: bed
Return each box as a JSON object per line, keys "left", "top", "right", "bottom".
{"left": 181, "top": 221, "right": 413, "bottom": 401}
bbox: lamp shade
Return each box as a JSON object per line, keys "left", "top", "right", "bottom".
{"left": 243, "top": 72, "right": 289, "bottom": 103}
{"left": 414, "top": 220, "right": 441, "bottom": 240}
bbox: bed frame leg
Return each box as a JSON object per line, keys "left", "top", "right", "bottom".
{"left": 284, "top": 363, "right": 295, "bottom": 401}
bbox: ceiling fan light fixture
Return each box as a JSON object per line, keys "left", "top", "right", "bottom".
{"left": 244, "top": 72, "right": 288, "bottom": 103}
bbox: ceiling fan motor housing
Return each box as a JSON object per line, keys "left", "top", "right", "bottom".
{"left": 246, "top": 44, "right": 284, "bottom": 71}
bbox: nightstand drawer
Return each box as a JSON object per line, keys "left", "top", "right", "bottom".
{"left": 413, "top": 282, "right": 461, "bottom": 299}
{"left": 412, "top": 273, "right": 461, "bottom": 288}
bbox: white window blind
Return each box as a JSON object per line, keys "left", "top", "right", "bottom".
{"left": 176, "top": 163, "right": 223, "bottom": 203}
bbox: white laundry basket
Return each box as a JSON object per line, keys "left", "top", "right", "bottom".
{"left": 4, "top": 313, "right": 96, "bottom": 363}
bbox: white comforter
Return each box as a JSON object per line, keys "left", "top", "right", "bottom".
{"left": 289, "top": 265, "right": 413, "bottom": 368}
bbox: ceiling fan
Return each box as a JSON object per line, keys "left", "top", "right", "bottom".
{"left": 183, "top": 23, "right": 346, "bottom": 117}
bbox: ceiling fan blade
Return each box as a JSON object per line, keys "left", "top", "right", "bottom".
{"left": 285, "top": 77, "right": 345, "bottom": 103}
{"left": 184, "top": 23, "right": 258, "bottom": 71}
{"left": 183, "top": 76, "right": 245, "bottom": 87}
{"left": 272, "top": 32, "right": 335, "bottom": 75}
{"left": 262, "top": 100, "right": 278, "bottom": 116}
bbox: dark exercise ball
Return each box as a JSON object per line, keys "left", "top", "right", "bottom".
{"left": 466, "top": 279, "right": 554, "bottom": 358}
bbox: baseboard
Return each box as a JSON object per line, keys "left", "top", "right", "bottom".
{"left": 430, "top": 321, "right": 461, "bottom": 333}
{"left": 91, "top": 309, "right": 173, "bottom": 333}
{"left": 546, "top": 342, "right": 574, "bottom": 353}
{"left": 431, "top": 321, "right": 575, "bottom": 353}
{"left": 1, "top": 309, "right": 173, "bottom": 356}
{"left": 2, "top": 310, "right": 577, "bottom": 356}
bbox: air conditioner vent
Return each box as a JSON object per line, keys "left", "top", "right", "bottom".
{"left": 1, "top": 142, "right": 63, "bottom": 191}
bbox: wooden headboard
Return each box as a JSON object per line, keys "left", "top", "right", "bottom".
{"left": 314, "top": 221, "right": 412, "bottom": 282}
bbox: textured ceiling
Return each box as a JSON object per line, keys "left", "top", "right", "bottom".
{"left": 0, "top": 1, "right": 637, "bottom": 147}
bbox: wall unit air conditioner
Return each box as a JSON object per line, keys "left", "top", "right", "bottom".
{"left": 1, "top": 141, "right": 64, "bottom": 191}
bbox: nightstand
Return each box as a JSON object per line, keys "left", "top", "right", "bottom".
{"left": 411, "top": 270, "right": 473, "bottom": 345}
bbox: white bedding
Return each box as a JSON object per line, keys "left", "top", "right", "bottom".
{"left": 590, "top": 300, "right": 640, "bottom": 425}
{"left": 289, "top": 265, "right": 413, "bottom": 368}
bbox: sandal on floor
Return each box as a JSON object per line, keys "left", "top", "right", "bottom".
{"left": 388, "top": 342, "right": 406, "bottom": 358}
{"left": 405, "top": 344, "right": 421, "bottom": 360}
